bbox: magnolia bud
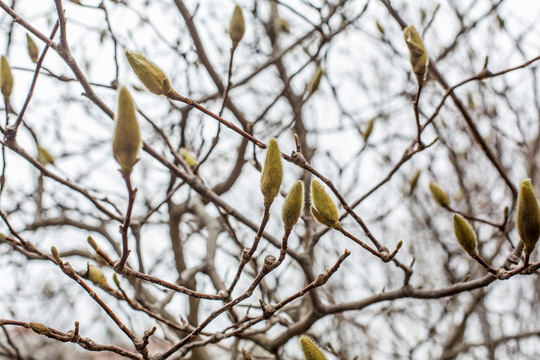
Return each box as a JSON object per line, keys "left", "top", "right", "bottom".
{"left": 282, "top": 180, "right": 304, "bottom": 232}
{"left": 87, "top": 236, "right": 99, "bottom": 252}
{"left": 306, "top": 66, "right": 323, "bottom": 96}
{"left": 260, "top": 138, "right": 283, "bottom": 207}
{"left": 453, "top": 214, "right": 477, "bottom": 257}
{"left": 241, "top": 348, "right": 252, "bottom": 360}
{"left": 26, "top": 34, "right": 39, "bottom": 63}
{"left": 1, "top": 56, "right": 13, "bottom": 100}
{"left": 311, "top": 180, "right": 339, "bottom": 228}
{"left": 516, "top": 179, "right": 540, "bottom": 255}
{"left": 229, "top": 5, "right": 245, "bottom": 47}
{"left": 29, "top": 322, "right": 51, "bottom": 336}
{"left": 429, "top": 181, "right": 450, "bottom": 209}
{"left": 299, "top": 336, "right": 327, "bottom": 360}
{"left": 362, "top": 118, "right": 375, "bottom": 141}
{"left": 113, "top": 87, "right": 141, "bottom": 176}
{"left": 124, "top": 50, "right": 171, "bottom": 96}
{"left": 403, "top": 25, "right": 428, "bottom": 86}
{"left": 409, "top": 169, "right": 421, "bottom": 194}
{"left": 51, "top": 246, "right": 61, "bottom": 263}
{"left": 179, "top": 148, "right": 198, "bottom": 169}
{"left": 87, "top": 264, "right": 109, "bottom": 289}
{"left": 37, "top": 146, "right": 55, "bottom": 166}
{"left": 276, "top": 17, "right": 290, "bottom": 33}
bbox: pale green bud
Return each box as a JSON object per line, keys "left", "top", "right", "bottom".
{"left": 453, "top": 214, "right": 477, "bottom": 257}
{"left": 113, "top": 86, "right": 141, "bottom": 175}
{"left": 516, "top": 179, "right": 540, "bottom": 255}
{"left": 29, "top": 322, "right": 50, "bottom": 336}
{"left": 282, "top": 180, "right": 304, "bottom": 232}
{"left": 299, "top": 336, "right": 327, "bottom": 360}
{"left": 260, "top": 138, "right": 283, "bottom": 207}
{"left": 429, "top": 181, "right": 450, "bottom": 208}
{"left": 125, "top": 50, "right": 171, "bottom": 96}
{"left": 179, "top": 148, "right": 198, "bottom": 169}
{"left": 362, "top": 118, "right": 375, "bottom": 141}
{"left": 229, "top": 5, "right": 245, "bottom": 47}
{"left": 26, "top": 34, "right": 39, "bottom": 63}
{"left": 306, "top": 66, "right": 323, "bottom": 96}
{"left": 403, "top": 25, "right": 428, "bottom": 86}
{"left": 87, "top": 264, "right": 109, "bottom": 289}
{"left": 276, "top": 17, "right": 290, "bottom": 33}
{"left": 1, "top": 56, "right": 13, "bottom": 100}
{"left": 37, "top": 146, "right": 55, "bottom": 166}
{"left": 311, "top": 180, "right": 339, "bottom": 228}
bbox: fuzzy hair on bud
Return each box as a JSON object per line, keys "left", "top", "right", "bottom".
{"left": 306, "top": 66, "right": 323, "bottom": 96}
{"left": 516, "top": 179, "right": 540, "bottom": 255}
{"left": 29, "top": 322, "right": 51, "bottom": 336}
{"left": 87, "top": 264, "right": 109, "bottom": 288}
{"left": 403, "top": 25, "right": 428, "bottom": 86}
{"left": 113, "top": 86, "right": 141, "bottom": 176}
{"left": 260, "top": 138, "right": 283, "bottom": 207}
{"left": 26, "top": 34, "right": 39, "bottom": 63}
{"left": 229, "top": 5, "right": 245, "bottom": 47}
{"left": 282, "top": 180, "right": 304, "bottom": 232}
{"left": 1, "top": 56, "right": 13, "bottom": 100}
{"left": 429, "top": 181, "right": 450, "bottom": 209}
{"left": 299, "top": 336, "right": 327, "bottom": 360}
{"left": 453, "top": 214, "right": 477, "bottom": 257}
{"left": 311, "top": 180, "right": 340, "bottom": 228}
{"left": 125, "top": 50, "right": 171, "bottom": 96}
{"left": 37, "top": 146, "right": 55, "bottom": 166}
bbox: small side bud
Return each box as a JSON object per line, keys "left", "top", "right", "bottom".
{"left": 26, "top": 34, "right": 39, "bottom": 63}
{"left": 310, "top": 180, "right": 340, "bottom": 228}
{"left": 276, "top": 17, "right": 290, "bottom": 33}
{"left": 87, "top": 236, "right": 99, "bottom": 252}
{"left": 260, "top": 138, "right": 283, "bottom": 207}
{"left": 87, "top": 264, "right": 109, "bottom": 289}
{"left": 29, "top": 322, "right": 50, "bottom": 336}
{"left": 113, "top": 86, "right": 141, "bottom": 176}
{"left": 37, "top": 146, "right": 55, "bottom": 166}
{"left": 306, "top": 66, "right": 323, "bottom": 96}
{"left": 179, "top": 147, "right": 199, "bottom": 171}
{"left": 362, "top": 118, "right": 375, "bottom": 141}
{"left": 1, "top": 56, "right": 14, "bottom": 100}
{"left": 124, "top": 50, "right": 171, "bottom": 96}
{"left": 282, "top": 180, "right": 304, "bottom": 232}
{"left": 429, "top": 181, "right": 450, "bottom": 209}
{"left": 112, "top": 273, "right": 121, "bottom": 288}
{"left": 516, "top": 179, "right": 540, "bottom": 255}
{"left": 409, "top": 169, "right": 421, "bottom": 194}
{"left": 453, "top": 214, "right": 477, "bottom": 257}
{"left": 229, "top": 5, "right": 245, "bottom": 47}
{"left": 299, "top": 335, "right": 327, "bottom": 360}
{"left": 241, "top": 348, "right": 253, "bottom": 360}
{"left": 51, "top": 246, "right": 61, "bottom": 262}
{"left": 403, "top": 25, "right": 428, "bottom": 86}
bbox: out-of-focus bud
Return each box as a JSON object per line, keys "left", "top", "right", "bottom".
{"left": 26, "top": 34, "right": 39, "bottom": 63}
{"left": 362, "top": 118, "right": 375, "bottom": 141}
{"left": 113, "top": 86, "right": 141, "bottom": 176}
{"left": 299, "top": 336, "right": 327, "bottom": 360}
{"left": 29, "top": 322, "right": 51, "bottom": 336}
{"left": 229, "top": 5, "right": 245, "bottom": 47}
{"left": 306, "top": 66, "right": 323, "bottom": 96}
{"left": 260, "top": 138, "right": 283, "bottom": 207}
{"left": 124, "top": 50, "right": 171, "bottom": 96}
{"left": 87, "top": 264, "right": 109, "bottom": 289}
{"left": 37, "top": 146, "right": 55, "bottom": 166}
{"left": 516, "top": 179, "right": 540, "bottom": 255}
{"left": 311, "top": 180, "right": 340, "bottom": 228}
{"left": 276, "top": 17, "right": 290, "bottom": 33}
{"left": 453, "top": 214, "right": 477, "bottom": 257}
{"left": 282, "top": 180, "right": 304, "bottom": 232}
{"left": 403, "top": 25, "right": 428, "bottom": 86}
{"left": 429, "top": 181, "right": 450, "bottom": 209}
{"left": 1, "top": 56, "right": 13, "bottom": 100}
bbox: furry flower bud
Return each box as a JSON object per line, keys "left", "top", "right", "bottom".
{"left": 516, "top": 179, "right": 540, "bottom": 255}
{"left": 1, "top": 56, "right": 13, "bottom": 100}
{"left": 37, "top": 146, "right": 55, "bottom": 166}
{"left": 87, "top": 264, "right": 109, "bottom": 289}
{"left": 453, "top": 214, "right": 477, "bottom": 257}
{"left": 229, "top": 5, "right": 245, "bottom": 47}
{"left": 282, "top": 180, "right": 304, "bottom": 232}
{"left": 403, "top": 25, "right": 428, "bottom": 86}
{"left": 125, "top": 50, "right": 171, "bottom": 95}
{"left": 26, "top": 34, "right": 39, "bottom": 63}
{"left": 29, "top": 322, "right": 51, "bottom": 336}
{"left": 299, "top": 336, "right": 327, "bottom": 360}
{"left": 260, "top": 138, "right": 283, "bottom": 207}
{"left": 429, "top": 181, "right": 450, "bottom": 209}
{"left": 311, "top": 180, "right": 339, "bottom": 228}
{"left": 113, "top": 87, "right": 141, "bottom": 175}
